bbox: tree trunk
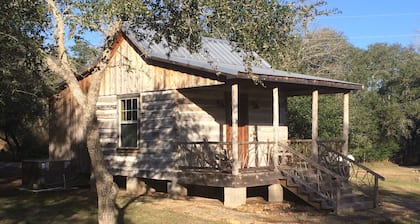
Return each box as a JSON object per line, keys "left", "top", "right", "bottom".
{"left": 3, "top": 128, "right": 21, "bottom": 160}
{"left": 87, "top": 117, "right": 119, "bottom": 224}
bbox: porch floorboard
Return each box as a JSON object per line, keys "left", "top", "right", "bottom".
{"left": 177, "top": 167, "right": 284, "bottom": 188}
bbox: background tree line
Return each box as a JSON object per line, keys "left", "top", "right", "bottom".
{"left": 286, "top": 29, "right": 420, "bottom": 165}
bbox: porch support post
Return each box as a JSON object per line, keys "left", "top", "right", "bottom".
{"left": 273, "top": 87, "right": 279, "bottom": 170}
{"left": 168, "top": 178, "right": 188, "bottom": 199}
{"left": 268, "top": 183, "right": 283, "bottom": 202}
{"left": 312, "top": 90, "right": 319, "bottom": 160}
{"left": 224, "top": 187, "right": 246, "bottom": 207}
{"left": 342, "top": 92, "right": 349, "bottom": 155}
{"left": 126, "top": 177, "right": 146, "bottom": 195}
{"left": 232, "top": 83, "right": 240, "bottom": 175}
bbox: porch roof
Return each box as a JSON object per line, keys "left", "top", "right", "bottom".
{"left": 123, "top": 27, "right": 363, "bottom": 93}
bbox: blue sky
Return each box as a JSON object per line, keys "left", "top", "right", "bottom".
{"left": 311, "top": 0, "right": 420, "bottom": 49}
{"left": 85, "top": 1, "right": 419, "bottom": 50}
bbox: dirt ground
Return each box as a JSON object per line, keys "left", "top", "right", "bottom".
{"left": 1, "top": 162, "right": 420, "bottom": 224}
{"left": 121, "top": 189, "right": 420, "bottom": 224}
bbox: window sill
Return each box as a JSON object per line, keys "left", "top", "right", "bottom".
{"left": 116, "top": 148, "right": 140, "bottom": 156}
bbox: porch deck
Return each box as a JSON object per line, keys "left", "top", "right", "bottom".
{"left": 177, "top": 167, "right": 284, "bottom": 188}
{"left": 176, "top": 140, "right": 385, "bottom": 213}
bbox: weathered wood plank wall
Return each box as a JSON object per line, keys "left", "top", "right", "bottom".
{"left": 176, "top": 88, "right": 225, "bottom": 142}
{"left": 49, "top": 76, "right": 91, "bottom": 173}
{"left": 99, "top": 39, "right": 222, "bottom": 96}
{"left": 101, "top": 90, "right": 179, "bottom": 179}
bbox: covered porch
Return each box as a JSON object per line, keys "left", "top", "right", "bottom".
{"left": 176, "top": 76, "right": 357, "bottom": 173}
{"left": 173, "top": 76, "right": 363, "bottom": 208}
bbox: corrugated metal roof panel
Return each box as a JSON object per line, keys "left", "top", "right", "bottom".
{"left": 122, "top": 27, "right": 361, "bottom": 89}
{"left": 123, "top": 27, "right": 271, "bottom": 74}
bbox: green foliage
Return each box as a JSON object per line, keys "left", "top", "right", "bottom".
{"left": 350, "top": 44, "right": 420, "bottom": 164}
{"left": 286, "top": 28, "right": 419, "bottom": 164}
{"left": 288, "top": 94, "right": 343, "bottom": 140}
{"left": 199, "top": 0, "right": 337, "bottom": 70}
{"left": 70, "top": 38, "right": 100, "bottom": 70}
{"left": 0, "top": 0, "right": 53, "bottom": 160}
{"left": 352, "top": 140, "right": 400, "bottom": 162}
{"left": 288, "top": 96, "right": 312, "bottom": 139}
{"left": 287, "top": 29, "right": 350, "bottom": 141}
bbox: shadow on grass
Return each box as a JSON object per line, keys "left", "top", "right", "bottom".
{"left": 116, "top": 194, "right": 143, "bottom": 224}
{"left": 0, "top": 187, "right": 98, "bottom": 224}
{"left": 375, "top": 188, "right": 420, "bottom": 223}
{"left": 116, "top": 186, "right": 169, "bottom": 224}
{"left": 322, "top": 188, "right": 420, "bottom": 224}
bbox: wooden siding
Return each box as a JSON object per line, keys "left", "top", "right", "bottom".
{"left": 49, "top": 76, "right": 91, "bottom": 173}
{"left": 247, "top": 88, "right": 288, "bottom": 143}
{"left": 102, "top": 91, "right": 179, "bottom": 179}
{"left": 96, "top": 95, "right": 118, "bottom": 152}
{"left": 99, "top": 39, "right": 223, "bottom": 96}
{"left": 175, "top": 86, "right": 289, "bottom": 168}
{"left": 176, "top": 88, "right": 225, "bottom": 142}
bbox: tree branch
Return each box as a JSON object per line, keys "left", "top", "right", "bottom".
{"left": 45, "top": 56, "right": 87, "bottom": 107}
{"left": 45, "top": 0, "right": 72, "bottom": 72}
{"left": 86, "top": 21, "right": 122, "bottom": 112}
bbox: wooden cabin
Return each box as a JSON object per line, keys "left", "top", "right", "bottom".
{"left": 50, "top": 28, "right": 384, "bottom": 212}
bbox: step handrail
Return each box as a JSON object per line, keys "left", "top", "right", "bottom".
{"left": 279, "top": 143, "right": 345, "bottom": 181}
{"left": 318, "top": 143, "right": 385, "bottom": 181}
{"left": 318, "top": 142, "right": 385, "bottom": 207}
{"left": 278, "top": 142, "right": 345, "bottom": 210}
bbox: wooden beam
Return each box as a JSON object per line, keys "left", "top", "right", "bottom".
{"left": 273, "top": 87, "right": 279, "bottom": 169}
{"left": 342, "top": 93, "right": 349, "bottom": 155}
{"left": 232, "top": 83, "right": 240, "bottom": 175}
{"left": 312, "top": 90, "right": 319, "bottom": 160}
{"left": 237, "top": 72, "right": 363, "bottom": 91}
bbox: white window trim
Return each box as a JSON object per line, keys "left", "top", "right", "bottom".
{"left": 118, "top": 96, "right": 140, "bottom": 149}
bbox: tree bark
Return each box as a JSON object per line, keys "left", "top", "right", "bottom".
{"left": 44, "top": 1, "right": 122, "bottom": 222}
{"left": 87, "top": 117, "right": 119, "bottom": 224}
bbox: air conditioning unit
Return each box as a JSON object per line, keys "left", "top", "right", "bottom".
{"left": 21, "top": 159, "right": 87, "bottom": 190}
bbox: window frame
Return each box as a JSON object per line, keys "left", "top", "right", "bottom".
{"left": 118, "top": 95, "right": 140, "bottom": 150}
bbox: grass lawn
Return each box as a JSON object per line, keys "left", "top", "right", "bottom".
{"left": 368, "top": 161, "right": 420, "bottom": 198}
{"left": 0, "top": 186, "right": 223, "bottom": 224}
{"left": 366, "top": 161, "right": 420, "bottom": 224}
{"left": 1, "top": 161, "right": 420, "bottom": 224}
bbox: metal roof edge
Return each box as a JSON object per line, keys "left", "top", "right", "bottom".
{"left": 122, "top": 29, "right": 363, "bottom": 91}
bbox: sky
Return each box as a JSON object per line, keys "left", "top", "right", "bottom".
{"left": 310, "top": 0, "right": 420, "bottom": 49}
{"left": 84, "top": 1, "right": 420, "bottom": 50}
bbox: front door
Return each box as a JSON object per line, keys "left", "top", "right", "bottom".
{"left": 225, "top": 93, "right": 249, "bottom": 168}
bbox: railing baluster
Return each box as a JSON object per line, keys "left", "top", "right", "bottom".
{"left": 318, "top": 142, "right": 385, "bottom": 208}
{"left": 176, "top": 141, "right": 280, "bottom": 172}
{"left": 374, "top": 176, "right": 379, "bottom": 208}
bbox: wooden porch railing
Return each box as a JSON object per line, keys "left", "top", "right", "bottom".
{"left": 176, "top": 141, "right": 276, "bottom": 172}
{"left": 318, "top": 142, "right": 385, "bottom": 208}
{"left": 288, "top": 139, "right": 344, "bottom": 158}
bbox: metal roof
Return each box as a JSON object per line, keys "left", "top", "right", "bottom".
{"left": 122, "top": 27, "right": 362, "bottom": 91}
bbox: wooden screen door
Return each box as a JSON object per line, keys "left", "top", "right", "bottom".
{"left": 225, "top": 93, "right": 249, "bottom": 168}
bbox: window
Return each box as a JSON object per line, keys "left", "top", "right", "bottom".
{"left": 119, "top": 98, "right": 138, "bottom": 148}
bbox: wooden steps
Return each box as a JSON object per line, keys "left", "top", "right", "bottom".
{"left": 279, "top": 179, "right": 324, "bottom": 210}
{"left": 278, "top": 172, "right": 376, "bottom": 213}
{"left": 274, "top": 143, "right": 382, "bottom": 214}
